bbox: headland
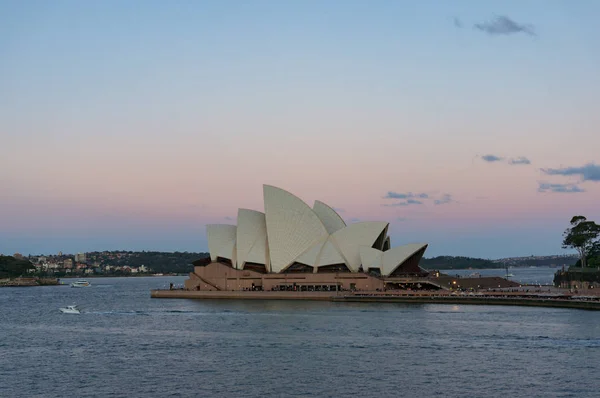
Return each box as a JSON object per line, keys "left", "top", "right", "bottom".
{"left": 0, "top": 277, "right": 59, "bottom": 287}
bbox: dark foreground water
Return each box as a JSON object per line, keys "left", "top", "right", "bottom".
{"left": 1, "top": 275, "right": 599, "bottom": 398}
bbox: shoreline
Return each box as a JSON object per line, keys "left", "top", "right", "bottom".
{"left": 0, "top": 277, "right": 59, "bottom": 287}
{"left": 150, "top": 289, "right": 600, "bottom": 311}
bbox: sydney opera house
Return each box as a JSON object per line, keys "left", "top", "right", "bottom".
{"left": 184, "top": 185, "right": 430, "bottom": 293}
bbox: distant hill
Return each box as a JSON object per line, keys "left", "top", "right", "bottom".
{"left": 85, "top": 251, "right": 209, "bottom": 274}
{"left": 494, "top": 255, "right": 578, "bottom": 268}
{"left": 421, "top": 256, "right": 495, "bottom": 270}
{"left": 0, "top": 255, "right": 35, "bottom": 278}
{"left": 22, "top": 251, "right": 580, "bottom": 273}
{"left": 421, "top": 254, "right": 579, "bottom": 270}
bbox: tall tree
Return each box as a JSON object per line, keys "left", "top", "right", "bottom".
{"left": 563, "top": 216, "right": 600, "bottom": 268}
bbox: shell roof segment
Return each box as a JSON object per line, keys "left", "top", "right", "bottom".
{"left": 313, "top": 200, "right": 346, "bottom": 234}
{"left": 236, "top": 209, "right": 269, "bottom": 271}
{"left": 263, "top": 185, "right": 329, "bottom": 273}
{"left": 205, "top": 185, "right": 427, "bottom": 274}
{"left": 206, "top": 224, "right": 237, "bottom": 262}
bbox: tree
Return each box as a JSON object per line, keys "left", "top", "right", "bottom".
{"left": 563, "top": 216, "right": 600, "bottom": 268}
{"left": 0, "top": 255, "right": 35, "bottom": 278}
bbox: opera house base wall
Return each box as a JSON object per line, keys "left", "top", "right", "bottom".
{"left": 183, "top": 262, "right": 385, "bottom": 292}
{"left": 152, "top": 290, "right": 337, "bottom": 300}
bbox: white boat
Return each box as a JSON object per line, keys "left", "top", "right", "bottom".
{"left": 59, "top": 305, "right": 81, "bottom": 314}
{"left": 506, "top": 273, "right": 515, "bottom": 277}
{"left": 70, "top": 279, "right": 90, "bottom": 288}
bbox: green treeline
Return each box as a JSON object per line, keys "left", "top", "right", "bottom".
{"left": 420, "top": 256, "right": 496, "bottom": 269}
{"left": 0, "top": 255, "right": 35, "bottom": 278}
{"left": 86, "top": 251, "right": 209, "bottom": 274}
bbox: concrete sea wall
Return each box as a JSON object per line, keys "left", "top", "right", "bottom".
{"left": 151, "top": 289, "right": 600, "bottom": 310}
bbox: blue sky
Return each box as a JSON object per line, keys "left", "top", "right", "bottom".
{"left": 1, "top": 1, "right": 599, "bottom": 258}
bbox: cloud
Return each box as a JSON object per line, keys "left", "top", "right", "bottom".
{"left": 541, "top": 163, "right": 600, "bottom": 182}
{"left": 383, "top": 199, "right": 424, "bottom": 207}
{"left": 509, "top": 156, "right": 531, "bottom": 165}
{"left": 453, "top": 17, "right": 463, "bottom": 28}
{"left": 480, "top": 154, "right": 533, "bottom": 166}
{"left": 434, "top": 194, "right": 454, "bottom": 205}
{"left": 538, "top": 182, "right": 585, "bottom": 193}
{"left": 481, "top": 154, "right": 504, "bottom": 163}
{"left": 383, "top": 191, "right": 429, "bottom": 199}
{"left": 475, "top": 15, "right": 535, "bottom": 36}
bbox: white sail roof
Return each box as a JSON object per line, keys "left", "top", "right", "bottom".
{"left": 264, "top": 185, "right": 329, "bottom": 273}
{"left": 205, "top": 185, "right": 427, "bottom": 274}
{"left": 206, "top": 224, "right": 237, "bottom": 262}
{"left": 313, "top": 200, "right": 346, "bottom": 234}
{"left": 236, "top": 209, "right": 269, "bottom": 270}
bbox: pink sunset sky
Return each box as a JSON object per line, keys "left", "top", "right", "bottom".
{"left": 1, "top": 1, "right": 599, "bottom": 258}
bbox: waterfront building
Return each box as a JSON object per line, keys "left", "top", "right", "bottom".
{"left": 75, "top": 252, "right": 86, "bottom": 263}
{"left": 185, "top": 185, "right": 430, "bottom": 292}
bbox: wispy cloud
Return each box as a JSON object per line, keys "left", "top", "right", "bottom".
{"left": 509, "top": 156, "right": 531, "bottom": 165}
{"left": 453, "top": 17, "right": 463, "bottom": 28}
{"left": 480, "top": 154, "right": 532, "bottom": 166}
{"left": 481, "top": 154, "right": 504, "bottom": 162}
{"left": 382, "top": 190, "right": 456, "bottom": 207}
{"left": 538, "top": 182, "right": 585, "bottom": 193}
{"left": 541, "top": 163, "right": 600, "bottom": 182}
{"left": 434, "top": 194, "right": 454, "bottom": 205}
{"left": 475, "top": 16, "right": 535, "bottom": 36}
{"left": 384, "top": 199, "right": 424, "bottom": 207}
{"left": 383, "top": 191, "right": 429, "bottom": 199}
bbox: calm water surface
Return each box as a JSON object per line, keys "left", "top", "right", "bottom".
{"left": 1, "top": 273, "right": 599, "bottom": 398}
{"left": 441, "top": 266, "right": 558, "bottom": 285}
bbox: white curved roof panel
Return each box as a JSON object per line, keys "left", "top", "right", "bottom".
{"left": 381, "top": 243, "right": 428, "bottom": 276}
{"left": 263, "top": 185, "right": 329, "bottom": 273}
{"left": 359, "top": 246, "right": 384, "bottom": 271}
{"left": 316, "top": 236, "right": 347, "bottom": 267}
{"left": 331, "top": 221, "right": 388, "bottom": 272}
{"left": 236, "top": 209, "right": 268, "bottom": 270}
{"left": 293, "top": 236, "right": 327, "bottom": 267}
{"left": 313, "top": 200, "right": 346, "bottom": 234}
{"left": 206, "top": 224, "right": 237, "bottom": 262}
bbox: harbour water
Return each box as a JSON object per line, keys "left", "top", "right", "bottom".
{"left": 1, "top": 270, "right": 599, "bottom": 398}
{"left": 440, "top": 266, "right": 557, "bottom": 285}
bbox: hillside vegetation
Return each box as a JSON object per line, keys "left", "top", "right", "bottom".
{"left": 422, "top": 255, "right": 578, "bottom": 270}
{"left": 0, "top": 255, "right": 35, "bottom": 278}
{"left": 86, "top": 251, "right": 209, "bottom": 274}
{"left": 420, "top": 256, "right": 495, "bottom": 270}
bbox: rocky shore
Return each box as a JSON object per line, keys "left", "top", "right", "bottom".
{"left": 0, "top": 277, "right": 59, "bottom": 287}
